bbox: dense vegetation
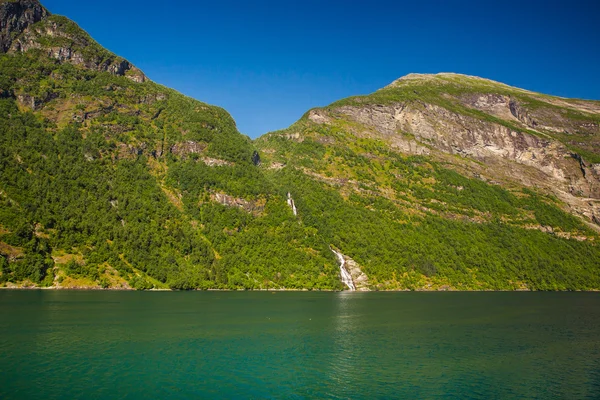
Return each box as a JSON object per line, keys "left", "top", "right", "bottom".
{"left": 1, "top": 2, "right": 599, "bottom": 290}
{"left": 256, "top": 120, "right": 600, "bottom": 290}
{"left": 0, "top": 94, "right": 344, "bottom": 290}
{"left": 0, "top": 12, "right": 342, "bottom": 290}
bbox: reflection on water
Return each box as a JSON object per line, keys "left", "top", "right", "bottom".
{"left": 1, "top": 291, "right": 600, "bottom": 399}
{"left": 327, "top": 293, "right": 359, "bottom": 398}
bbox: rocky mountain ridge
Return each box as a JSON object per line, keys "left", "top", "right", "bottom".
{"left": 1, "top": 0, "right": 145, "bottom": 82}
{"left": 0, "top": 0, "right": 48, "bottom": 51}
{"left": 282, "top": 73, "right": 600, "bottom": 229}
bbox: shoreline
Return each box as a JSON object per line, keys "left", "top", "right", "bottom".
{"left": 1, "top": 286, "right": 599, "bottom": 292}
{"left": 0, "top": 286, "right": 338, "bottom": 292}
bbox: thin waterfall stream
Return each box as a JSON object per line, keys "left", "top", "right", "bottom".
{"left": 331, "top": 247, "right": 356, "bottom": 291}
{"left": 286, "top": 191, "right": 354, "bottom": 291}
{"left": 287, "top": 192, "right": 297, "bottom": 216}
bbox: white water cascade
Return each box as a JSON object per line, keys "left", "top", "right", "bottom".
{"left": 287, "top": 192, "right": 297, "bottom": 216}
{"left": 331, "top": 247, "right": 356, "bottom": 291}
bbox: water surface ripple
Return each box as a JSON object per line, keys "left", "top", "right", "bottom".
{"left": 1, "top": 291, "right": 599, "bottom": 399}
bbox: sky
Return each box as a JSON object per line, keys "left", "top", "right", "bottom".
{"left": 41, "top": 0, "right": 600, "bottom": 138}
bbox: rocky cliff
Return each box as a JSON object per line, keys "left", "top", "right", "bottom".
{"left": 0, "top": 0, "right": 48, "bottom": 51}
{"left": 266, "top": 73, "right": 600, "bottom": 229}
{"left": 0, "top": 0, "right": 145, "bottom": 82}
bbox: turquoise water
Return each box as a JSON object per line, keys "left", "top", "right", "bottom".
{"left": 1, "top": 291, "right": 599, "bottom": 399}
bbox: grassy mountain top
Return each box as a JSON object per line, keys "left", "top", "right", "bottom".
{"left": 329, "top": 73, "right": 600, "bottom": 161}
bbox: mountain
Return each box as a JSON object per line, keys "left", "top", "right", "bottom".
{"left": 255, "top": 74, "right": 600, "bottom": 290}
{"left": 259, "top": 73, "right": 600, "bottom": 225}
{"left": 1, "top": 0, "right": 599, "bottom": 291}
{"left": 0, "top": 0, "right": 339, "bottom": 290}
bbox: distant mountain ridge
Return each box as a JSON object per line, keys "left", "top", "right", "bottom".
{"left": 1, "top": 0, "right": 599, "bottom": 291}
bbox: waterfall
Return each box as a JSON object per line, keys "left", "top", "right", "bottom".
{"left": 331, "top": 247, "right": 356, "bottom": 291}
{"left": 287, "top": 192, "right": 297, "bottom": 216}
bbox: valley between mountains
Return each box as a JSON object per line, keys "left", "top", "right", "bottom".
{"left": 1, "top": 0, "right": 599, "bottom": 291}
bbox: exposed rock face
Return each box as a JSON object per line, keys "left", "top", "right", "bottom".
{"left": 1, "top": 0, "right": 146, "bottom": 82}
{"left": 16, "top": 92, "right": 56, "bottom": 110}
{"left": 201, "top": 157, "right": 232, "bottom": 167}
{"left": 170, "top": 141, "right": 207, "bottom": 157}
{"left": 464, "top": 93, "right": 599, "bottom": 136}
{"left": 252, "top": 150, "right": 261, "bottom": 166}
{"left": 332, "top": 104, "right": 431, "bottom": 155}
{"left": 346, "top": 257, "right": 369, "bottom": 291}
{"left": 331, "top": 247, "right": 370, "bottom": 291}
{"left": 0, "top": 0, "right": 48, "bottom": 52}
{"left": 282, "top": 132, "right": 303, "bottom": 142}
{"left": 509, "top": 98, "right": 537, "bottom": 127}
{"left": 9, "top": 18, "right": 146, "bottom": 82}
{"left": 141, "top": 93, "right": 167, "bottom": 105}
{"left": 168, "top": 145, "right": 235, "bottom": 166}
{"left": 308, "top": 109, "right": 331, "bottom": 124}
{"left": 116, "top": 143, "right": 145, "bottom": 160}
{"left": 268, "top": 162, "right": 285, "bottom": 170}
{"left": 320, "top": 100, "right": 600, "bottom": 225}
{"left": 211, "top": 193, "right": 265, "bottom": 215}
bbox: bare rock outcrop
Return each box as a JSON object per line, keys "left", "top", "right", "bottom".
{"left": 115, "top": 143, "right": 145, "bottom": 160}
{"left": 509, "top": 98, "right": 538, "bottom": 127}
{"left": 0, "top": 0, "right": 48, "bottom": 52}
{"left": 308, "top": 109, "right": 332, "bottom": 124}
{"left": 464, "top": 93, "right": 599, "bottom": 137}
{"left": 2, "top": 1, "right": 146, "bottom": 82}
{"left": 332, "top": 249, "right": 370, "bottom": 291}
{"left": 16, "top": 92, "right": 57, "bottom": 110}
{"left": 211, "top": 193, "right": 265, "bottom": 215}
{"left": 201, "top": 157, "right": 232, "bottom": 167}
{"left": 345, "top": 256, "right": 369, "bottom": 291}
{"left": 326, "top": 100, "right": 600, "bottom": 224}
{"left": 170, "top": 141, "right": 207, "bottom": 157}
{"left": 9, "top": 18, "right": 146, "bottom": 82}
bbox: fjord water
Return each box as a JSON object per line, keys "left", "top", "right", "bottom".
{"left": 1, "top": 292, "right": 599, "bottom": 399}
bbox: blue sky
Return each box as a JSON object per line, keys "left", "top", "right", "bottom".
{"left": 42, "top": 0, "right": 600, "bottom": 138}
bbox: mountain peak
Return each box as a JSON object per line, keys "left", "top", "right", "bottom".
{"left": 0, "top": 0, "right": 43, "bottom": 6}
{"left": 384, "top": 72, "right": 517, "bottom": 91}
{"left": 0, "top": 0, "right": 146, "bottom": 82}
{"left": 0, "top": 0, "right": 49, "bottom": 52}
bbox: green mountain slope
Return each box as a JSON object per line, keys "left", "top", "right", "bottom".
{"left": 0, "top": 0, "right": 340, "bottom": 290}
{"left": 1, "top": 0, "right": 599, "bottom": 291}
{"left": 256, "top": 74, "right": 600, "bottom": 290}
